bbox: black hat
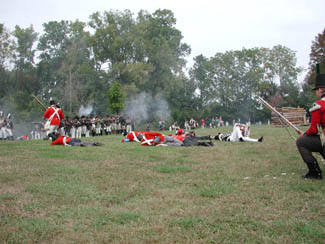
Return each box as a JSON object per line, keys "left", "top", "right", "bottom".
{"left": 312, "top": 74, "right": 325, "bottom": 90}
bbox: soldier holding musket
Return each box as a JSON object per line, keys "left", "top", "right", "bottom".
{"left": 296, "top": 65, "right": 325, "bottom": 180}
{"left": 64, "top": 116, "right": 72, "bottom": 137}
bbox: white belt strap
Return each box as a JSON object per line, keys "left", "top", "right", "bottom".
{"left": 63, "top": 136, "right": 68, "bottom": 146}
{"left": 48, "top": 107, "right": 60, "bottom": 122}
{"left": 131, "top": 131, "right": 140, "bottom": 142}
{"left": 141, "top": 135, "right": 153, "bottom": 145}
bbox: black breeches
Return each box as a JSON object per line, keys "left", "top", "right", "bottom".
{"left": 296, "top": 135, "right": 325, "bottom": 165}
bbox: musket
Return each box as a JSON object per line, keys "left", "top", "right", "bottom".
{"left": 258, "top": 96, "right": 303, "bottom": 134}
{"left": 32, "top": 94, "right": 47, "bottom": 110}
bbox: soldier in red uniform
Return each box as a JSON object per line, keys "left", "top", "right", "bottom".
{"left": 43, "top": 100, "right": 64, "bottom": 139}
{"left": 121, "top": 131, "right": 145, "bottom": 142}
{"left": 296, "top": 71, "right": 325, "bottom": 179}
{"left": 50, "top": 133, "right": 102, "bottom": 147}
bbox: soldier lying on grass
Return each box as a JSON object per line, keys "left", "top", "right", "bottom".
{"left": 49, "top": 133, "right": 103, "bottom": 147}
{"left": 215, "top": 123, "right": 263, "bottom": 142}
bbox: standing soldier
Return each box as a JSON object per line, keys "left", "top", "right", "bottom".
{"left": 64, "top": 116, "right": 72, "bottom": 137}
{"left": 4, "top": 113, "right": 14, "bottom": 140}
{"left": 75, "top": 116, "right": 82, "bottom": 138}
{"left": 0, "top": 111, "right": 4, "bottom": 140}
{"left": 111, "top": 116, "right": 117, "bottom": 135}
{"left": 95, "top": 115, "right": 102, "bottom": 136}
{"left": 43, "top": 100, "right": 64, "bottom": 139}
{"left": 296, "top": 67, "right": 325, "bottom": 180}
{"left": 32, "top": 122, "right": 41, "bottom": 139}
{"left": 90, "top": 116, "right": 96, "bottom": 136}
{"left": 80, "top": 116, "right": 87, "bottom": 137}
{"left": 126, "top": 117, "right": 132, "bottom": 133}
{"left": 40, "top": 121, "right": 46, "bottom": 139}
{"left": 85, "top": 116, "right": 91, "bottom": 137}
{"left": 70, "top": 116, "right": 77, "bottom": 138}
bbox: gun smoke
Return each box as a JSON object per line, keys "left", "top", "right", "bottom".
{"left": 78, "top": 104, "right": 93, "bottom": 117}
{"left": 123, "top": 92, "right": 170, "bottom": 124}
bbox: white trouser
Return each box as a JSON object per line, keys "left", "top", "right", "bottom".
{"left": 34, "top": 131, "right": 40, "bottom": 139}
{"left": 229, "top": 127, "right": 258, "bottom": 142}
{"left": 5, "top": 128, "right": 12, "bottom": 137}
{"left": 47, "top": 125, "right": 59, "bottom": 135}
{"left": 76, "top": 127, "right": 82, "bottom": 138}
{"left": 70, "top": 126, "right": 76, "bottom": 138}
{"left": 1, "top": 127, "right": 7, "bottom": 138}
{"left": 82, "top": 126, "right": 87, "bottom": 136}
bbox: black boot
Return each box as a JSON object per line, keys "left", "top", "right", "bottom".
{"left": 301, "top": 160, "right": 322, "bottom": 180}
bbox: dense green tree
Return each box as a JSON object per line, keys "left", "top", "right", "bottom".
{"left": 107, "top": 82, "right": 125, "bottom": 115}
{"left": 187, "top": 46, "right": 301, "bottom": 123}
{"left": 0, "top": 24, "right": 14, "bottom": 100}
{"left": 10, "top": 25, "right": 40, "bottom": 120}
{"left": 167, "top": 73, "right": 201, "bottom": 125}
{"left": 38, "top": 20, "right": 96, "bottom": 116}
{"left": 189, "top": 55, "right": 212, "bottom": 108}
{"left": 12, "top": 25, "right": 38, "bottom": 91}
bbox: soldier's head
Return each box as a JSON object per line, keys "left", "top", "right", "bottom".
{"left": 313, "top": 74, "right": 325, "bottom": 98}
{"left": 153, "top": 136, "right": 161, "bottom": 144}
{"left": 137, "top": 133, "right": 143, "bottom": 140}
{"left": 313, "top": 63, "right": 325, "bottom": 97}
{"left": 50, "top": 100, "right": 56, "bottom": 106}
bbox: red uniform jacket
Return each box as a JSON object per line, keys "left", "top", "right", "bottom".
{"left": 122, "top": 131, "right": 146, "bottom": 142}
{"left": 50, "top": 136, "right": 71, "bottom": 146}
{"left": 140, "top": 132, "right": 164, "bottom": 146}
{"left": 305, "top": 98, "right": 325, "bottom": 136}
{"left": 44, "top": 105, "right": 64, "bottom": 126}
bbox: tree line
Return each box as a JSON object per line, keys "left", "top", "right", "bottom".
{"left": 0, "top": 9, "right": 324, "bottom": 126}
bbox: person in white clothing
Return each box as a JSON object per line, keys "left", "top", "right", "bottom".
{"left": 215, "top": 123, "right": 263, "bottom": 142}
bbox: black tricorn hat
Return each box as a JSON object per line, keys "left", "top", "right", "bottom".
{"left": 312, "top": 74, "right": 325, "bottom": 90}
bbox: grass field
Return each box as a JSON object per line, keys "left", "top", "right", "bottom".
{"left": 0, "top": 125, "right": 325, "bottom": 244}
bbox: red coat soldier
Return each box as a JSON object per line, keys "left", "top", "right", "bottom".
{"left": 43, "top": 100, "right": 64, "bottom": 138}
{"left": 296, "top": 70, "right": 325, "bottom": 179}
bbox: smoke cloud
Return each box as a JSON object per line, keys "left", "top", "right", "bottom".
{"left": 78, "top": 104, "right": 93, "bottom": 117}
{"left": 123, "top": 92, "right": 170, "bottom": 124}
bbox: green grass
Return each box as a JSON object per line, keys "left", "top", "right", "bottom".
{"left": 0, "top": 125, "right": 325, "bottom": 243}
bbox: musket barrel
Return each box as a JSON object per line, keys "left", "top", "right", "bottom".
{"left": 32, "top": 94, "right": 47, "bottom": 110}
{"left": 258, "top": 96, "right": 300, "bottom": 132}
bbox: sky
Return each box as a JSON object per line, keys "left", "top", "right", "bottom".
{"left": 1, "top": 0, "right": 325, "bottom": 82}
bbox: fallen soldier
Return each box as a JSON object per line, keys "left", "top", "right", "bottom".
{"left": 152, "top": 131, "right": 214, "bottom": 147}
{"left": 137, "top": 132, "right": 165, "bottom": 146}
{"left": 152, "top": 134, "right": 184, "bottom": 146}
{"left": 50, "top": 133, "right": 103, "bottom": 146}
{"left": 182, "top": 131, "right": 214, "bottom": 147}
{"left": 215, "top": 123, "right": 263, "bottom": 142}
{"left": 121, "top": 131, "right": 144, "bottom": 142}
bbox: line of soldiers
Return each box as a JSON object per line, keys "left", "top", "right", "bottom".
{"left": 0, "top": 111, "right": 14, "bottom": 140}
{"left": 57, "top": 115, "right": 134, "bottom": 138}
